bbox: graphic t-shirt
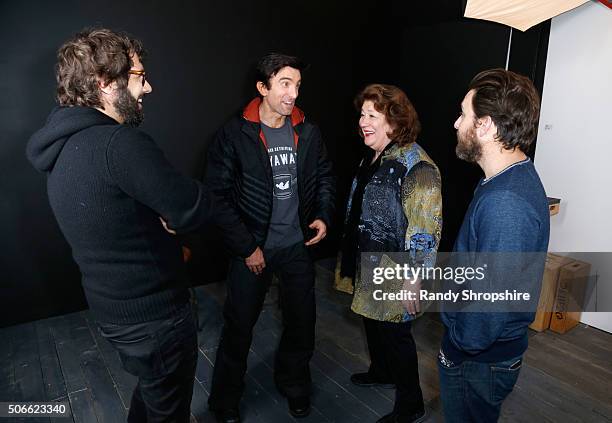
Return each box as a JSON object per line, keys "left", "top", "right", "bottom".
{"left": 261, "top": 118, "right": 303, "bottom": 249}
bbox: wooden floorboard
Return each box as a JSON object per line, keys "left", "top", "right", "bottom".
{"left": 68, "top": 388, "right": 99, "bottom": 423}
{"left": 315, "top": 337, "right": 395, "bottom": 403}
{"left": 13, "top": 322, "right": 46, "bottom": 403}
{"left": 1, "top": 323, "right": 51, "bottom": 423}
{"left": 195, "top": 347, "right": 215, "bottom": 393}
{"left": 190, "top": 379, "right": 215, "bottom": 423}
{"left": 51, "top": 314, "right": 94, "bottom": 394}
{"left": 1, "top": 264, "right": 611, "bottom": 422}
{"left": 201, "top": 345, "right": 296, "bottom": 423}
{"left": 35, "top": 318, "right": 67, "bottom": 402}
{"left": 245, "top": 331, "right": 328, "bottom": 422}
{"left": 259, "top": 306, "right": 382, "bottom": 422}
{"left": 523, "top": 333, "right": 612, "bottom": 405}
{"left": 79, "top": 349, "right": 127, "bottom": 422}
{"left": 51, "top": 313, "right": 117, "bottom": 423}
{"left": 311, "top": 348, "right": 392, "bottom": 417}
{"left": 83, "top": 314, "right": 136, "bottom": 411}
{"left": 0, "top": 326, "right": 20, "bottom": 403}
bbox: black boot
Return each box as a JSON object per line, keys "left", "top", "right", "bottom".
{"left": 287, "top": 396, "right": 311, "bottom": 418}
{"left": 212, "top": 408, "right": 241, "bottom": 423}
{"left": 376, "top": 408, "right": 428, "bottom": 423}
{"left": 350, "top": 372, "right": 395, "bottom": 389}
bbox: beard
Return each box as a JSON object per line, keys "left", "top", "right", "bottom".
{"left": 455, "top": 125, "right": 482, "bottom": 163}
{"left": 114, "top": 87, "right": 144, "bottom": 127}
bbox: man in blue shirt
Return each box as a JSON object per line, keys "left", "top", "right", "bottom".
{"left": 439, "top": 69, "right": 550, "bottom": 422}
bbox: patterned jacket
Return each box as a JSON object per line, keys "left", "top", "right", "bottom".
{"left": 348, "top": 142, "right": 442, "bottom": 322}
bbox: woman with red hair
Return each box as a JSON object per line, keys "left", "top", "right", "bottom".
{"left": 339, "top": 84, "right": 442, "bottom": 423}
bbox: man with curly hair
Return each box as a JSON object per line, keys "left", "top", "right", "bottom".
{"left": 26, "top": 28, "right": 213, "bottom": 422}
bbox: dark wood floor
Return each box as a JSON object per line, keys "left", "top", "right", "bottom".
{"left": 2, "top": 262, "right": 612, "bottom": 422}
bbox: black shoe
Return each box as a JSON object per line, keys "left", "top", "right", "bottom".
{"left": 376, "top": 408, "right": 428, "bottom": 423}
{"left": 350, "top": 372, "right": 395, "bottom": 389}
{"left": 213, "top": 408, "right": 241, "bottom": 423}
{"left": 287, "top": 396, "right": 311, "bottom": 418}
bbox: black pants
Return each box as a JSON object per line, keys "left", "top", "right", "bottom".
{"left": 363, "top": 317, "right": 424, "bottom": 416}
{"left": 98, "top": 303, "right": 198, "bottom": 423}
{"left": 208, "top": 242, "right": 316, "bottom": 410}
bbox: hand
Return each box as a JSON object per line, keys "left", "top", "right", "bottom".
{"left": 402, "top": 277, "right": 421, "bottom": 316}
{"left": 305, "top": 219, "right": 327, "bottom": 246}
{"left": 159, "top": 217, "right": 176, "bottom": 235}
{"left": 245, "top": 247, "right": 266, "bottom": 275}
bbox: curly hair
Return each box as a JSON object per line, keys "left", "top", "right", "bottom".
{"left": 56, "top": 28, "right": 146, "bottom": 108}
{"left": 469, "top": 69, "right": 540, "bottom": 153}
{"left": 354, "top": 83, "right": 421, "bottom": 147}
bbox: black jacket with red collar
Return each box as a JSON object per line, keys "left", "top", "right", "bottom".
{"left": 205, "top": 97, "right": 335, "bottom": 258}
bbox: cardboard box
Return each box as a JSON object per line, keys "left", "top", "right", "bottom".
{"left": 549, "top": 259, "right": 591, "bottom": 334}
{"left": 530, "top": 253, "right": 573, "bottom": 332}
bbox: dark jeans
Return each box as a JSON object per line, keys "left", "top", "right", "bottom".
{"left": 208, "top": 242, "right": 316, "bottom": 410}
{"left": 438, "top": 354, "right": 523, "bottom": 422}
{"left": 98, "top": 303, "right": 198, "bottom": 423}
{"left": 363, "top": 317, "right": 424, "bottom": 416}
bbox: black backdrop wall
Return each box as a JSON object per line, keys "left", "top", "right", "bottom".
{"left": 0, "top": 0, "right": 550, "bottom": 327}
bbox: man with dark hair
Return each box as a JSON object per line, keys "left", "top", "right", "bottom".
{"left": 438, "top": 69, "right": 550, "bottom": 422}
{"left": 206, "top": 53, "right": 335, "bottom": 423}
{"left": 26, "top": 28, "right": 213, "bottom": 422}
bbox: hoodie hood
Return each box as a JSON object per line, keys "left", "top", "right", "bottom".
{"left": 26, "top": 106, "right": 118, "bottom": 172}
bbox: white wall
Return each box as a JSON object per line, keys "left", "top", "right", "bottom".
{"left": 534, "top": 1, "right": 612, "bottom": 333}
